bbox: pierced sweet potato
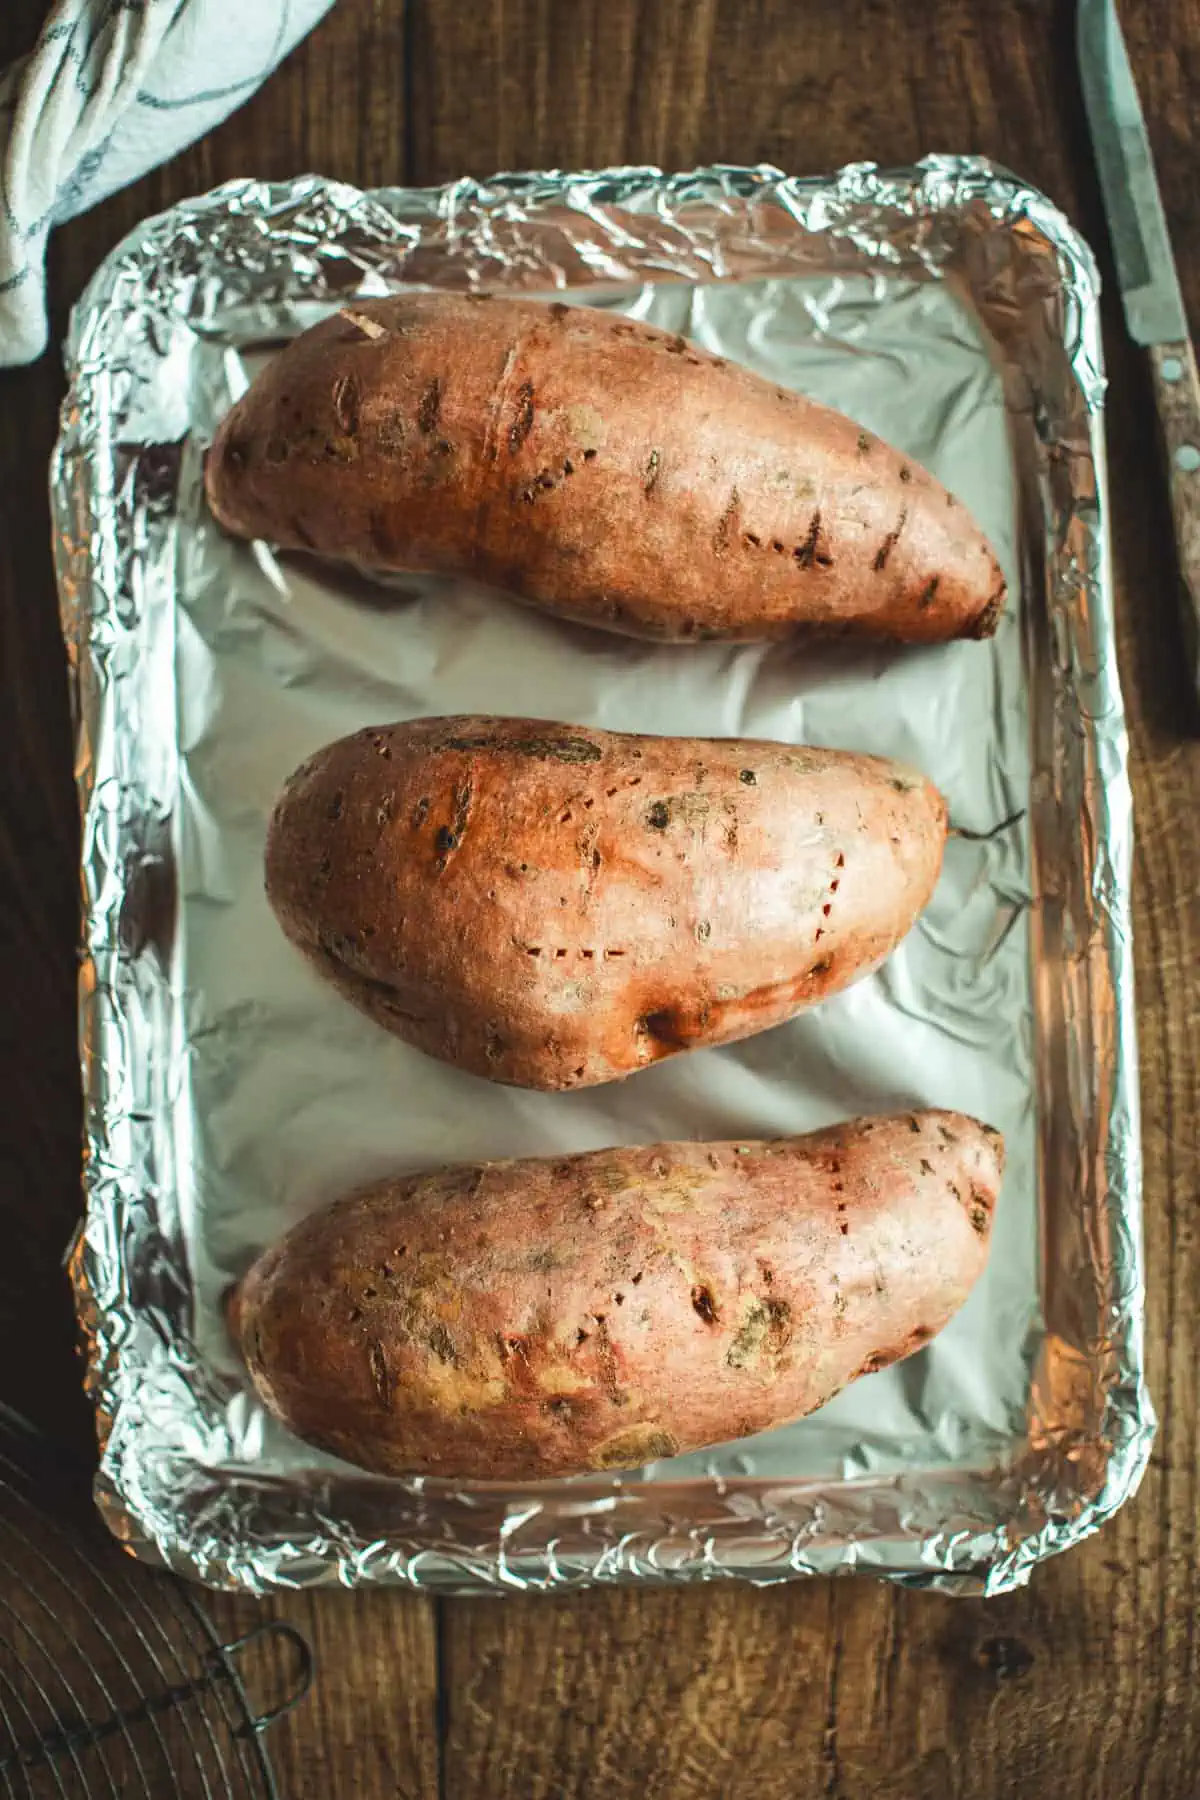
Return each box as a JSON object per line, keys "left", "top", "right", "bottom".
{"left": 206, "top": 293, "right": 1006, "bottom": 643}
{"left": 228, "top": 1111, "right": 1003, "bottom": 1481}
{"left": 264, "top": 716, "right": 948, "bottom": 1088}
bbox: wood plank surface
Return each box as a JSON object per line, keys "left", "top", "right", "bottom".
{"left": 1, "top": 1, "right": 1198, "bottom": 1796}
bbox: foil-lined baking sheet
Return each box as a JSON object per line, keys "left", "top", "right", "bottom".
{"left": 53, "top": 159, "right": 1151, "bottom": 1595}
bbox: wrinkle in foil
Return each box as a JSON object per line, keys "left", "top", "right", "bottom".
{"left": 53, "top": 159, "right": 1151, "bottom": 1595}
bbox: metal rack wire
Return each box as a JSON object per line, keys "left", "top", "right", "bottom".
{"left": 0, "top": 1405, "right": 312, "bottom": 1798}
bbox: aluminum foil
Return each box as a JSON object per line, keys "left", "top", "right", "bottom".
{"left": 53, "top": 159, "right": 1152, "bottom": 1596}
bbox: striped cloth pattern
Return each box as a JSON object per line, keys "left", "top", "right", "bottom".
{"left": 0, "top": 0, "right": 335, "bottom": 365}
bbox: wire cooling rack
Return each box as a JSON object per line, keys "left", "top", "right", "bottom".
{"left": 0, "top": 1405, "right": 312, "bottom": 1798}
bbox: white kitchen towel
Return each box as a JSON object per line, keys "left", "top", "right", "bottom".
{"left": 0, "top": 0, "right": 336, "bottom": 366}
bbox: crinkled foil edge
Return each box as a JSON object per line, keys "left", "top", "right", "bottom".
{"left": 52, "top": 158, "right": 1152, "bottom": 1595}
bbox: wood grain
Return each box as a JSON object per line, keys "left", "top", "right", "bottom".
{"left": 2, "top": 0, "right": 1199, "bottom": 1796}
{"left": 1148, "top": 337, "right": 1200, "bottom": 696}
{"left": 205, "top": 1586, "right": 441, "bottom": 1800}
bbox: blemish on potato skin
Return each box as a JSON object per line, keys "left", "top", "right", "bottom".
{"left": 442, "top": 732, "right": 601, "bottom": 764}
{"left": 368, "top": 1340, "right": 392, "bottom": 1406}
{"left": 417, "top": 379, "right": 442, "bottom": 434}
{"left": 713, "top": 487, "right": 740, "bottom": 555}
{"left": 332, "top": 372, "right": 360, "bottom": 435}
{"left": 323, "top": 434, "right": 359, "bottom": 463}
{"left": 968, "top": 1191, "right": 992, "bottom": 1235}
{"left": 518, "top": 468, "right": 557, "bottom": 503}
{"left": 970, "top": 587, "right": 1006, "bottom": 638}
{"left": 725, "top": 1297, "right": 792, "bottom": 1370}
{"left": 590, "top": 1425, "right": 679, "bottom": 1469}
{"left": 509, "top": 382, "right": 536, "bottom": 453}
{"left": 691, "top": 1284, "right": 719, "bottom": 1324}
{"left": 375, "top": 413, "right": 407, "bottom": 455}
{"left": 874, "top": 507, "right": 908, "bottom": 572}
{"left": 793, "top": 508, "right": 832, "bottom": 570}
{"left": 591, "top": 1313, "right": 621, "bottom": 1398}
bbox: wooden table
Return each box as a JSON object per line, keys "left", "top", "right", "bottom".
{"left": 2, "top": 2, "right": 1197, "bottom": 1795}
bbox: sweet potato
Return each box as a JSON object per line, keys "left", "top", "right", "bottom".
{"left": 265, "top": 716, "right": 947, "bottom": 1089}
{"left": 227, "top": 1110, "right": 1003, "bottom": 1481}
{"left": 205, "top": 293, "right": 1006, "bottom": 644}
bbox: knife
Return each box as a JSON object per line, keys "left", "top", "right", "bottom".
{"left": 1078, "top": 0, "right": 1200, "bottom": 691}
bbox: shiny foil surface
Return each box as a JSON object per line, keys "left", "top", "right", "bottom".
{"left": 53, "top": 160, "right": 1151, "bottom": 1595}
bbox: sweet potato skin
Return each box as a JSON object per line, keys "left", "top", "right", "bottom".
{"left": 205, "top": 294, "right": 1006, "bottom": 644}
{"left": 264, "top": 716, "right": 948, "bottom": 1089}
{"left": 228, "top": 1111, "right": 1003, "bottom": 1481}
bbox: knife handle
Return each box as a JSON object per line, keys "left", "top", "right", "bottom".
{"left": 1149, "top": 338, "right": 1200, "bottom": 688}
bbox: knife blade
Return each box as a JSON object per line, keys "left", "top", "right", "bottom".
{"left": 1078, "top": 0, "right": 1200, "bottom": 707}
{"left": 1078, "top": 0, "right": 1188, "bottom": 344}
